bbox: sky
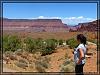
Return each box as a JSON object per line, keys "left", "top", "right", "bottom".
{"left": 3, "top": 3, "right": 97, "bottom": 25}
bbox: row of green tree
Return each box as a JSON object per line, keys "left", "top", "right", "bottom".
{"left": 3, "top": 35, "right": 78, "bottom": 55}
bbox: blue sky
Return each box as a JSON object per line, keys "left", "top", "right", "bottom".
{"left": 3, "top": 3, "right": 97, "bottom": 25}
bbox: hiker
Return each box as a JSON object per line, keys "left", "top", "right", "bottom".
{"left": 74, "top": 34, "right": 87, "bottom": 75}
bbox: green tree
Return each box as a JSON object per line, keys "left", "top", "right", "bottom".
{"left": 41, "top": 39, "right": 57, "bottom": 55}
{"left": 66, "top": 38, "right": 78, "bottom": 48}
{"left": 3, "top": 35, "right": 22, "bottom": 52}
{"left": 24, "top": 37, "right": 36, "bottom": 53}
{"left": 58, "top": 39, "right": 63, "bottom": 45}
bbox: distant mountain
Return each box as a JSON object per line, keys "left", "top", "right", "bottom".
{"left": 77, "top": 20, "right": 99, "bottom": 32}
{"left": 69, "top": 20, "right": 99, "bottom": 32}
{"left": 3, "top": 18, "right": 69, "bottom": 32}
{"left": 3, "top": 18, "right": 99, "bottom": 32}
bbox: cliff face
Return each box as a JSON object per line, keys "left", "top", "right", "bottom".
{"left": 3, "top": 18, "right": 99, "bottom": 32}
{"left": 77, "top": 20, "right": 99, "bottom": 32}
{"left": 69, "top": 20, "right": 99, "bottom": 32}
{"left": 3, "top": 18, "right": 69, "bottom": 32}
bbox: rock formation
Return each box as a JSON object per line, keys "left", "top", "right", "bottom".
{"left": 3, "top": 18, "right": 99, "bottom": 32}
{"left": 3, "top": 18, "right": 69, "bottom": 32}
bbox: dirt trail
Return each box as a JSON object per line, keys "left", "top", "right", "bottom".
{"left": 46, "top": 48, "right": 67, "bottom": 72}
{"left": 84, "top": 42, "right": 97, "bottom": 72}
{"left": 87, "top": 41, "right": 97, "bottom": 46}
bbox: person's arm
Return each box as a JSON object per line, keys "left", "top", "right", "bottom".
{"left": 77, "top": 48, "right": 84, "bottom": 64}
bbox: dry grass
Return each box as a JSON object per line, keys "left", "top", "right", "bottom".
{"left": 3, "top": 32, "right": 79, "bottom": 40}
{"left": 3, "top": 31, "right": 98, "bottom": 72}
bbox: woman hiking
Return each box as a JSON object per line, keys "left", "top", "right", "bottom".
{"left": 74, "top": 34, "right": 87, "bottom": 75}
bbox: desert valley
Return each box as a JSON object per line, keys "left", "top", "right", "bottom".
{"left": 2, "top": 18, "right": 99, "bottom": 74}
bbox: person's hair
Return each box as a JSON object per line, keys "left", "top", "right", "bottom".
{"left": 77, "top": 34, "right": 87, "bottom": 45}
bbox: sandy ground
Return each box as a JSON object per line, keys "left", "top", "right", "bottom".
{"left": 46, "top": 48, "right": 67, "bottom": 72}
{"left": 84, "top": 42, "right": 97, "bottom": 72}
{"left": 3, "top": 67, "right": 18, "bottom": 72}
{"left": 3, "top": 41, "right": 97, "bottom": 73}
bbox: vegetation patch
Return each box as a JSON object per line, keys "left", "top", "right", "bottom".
{"left": 14, "top": 58, "right": 29, "bottom": 69}
{"left": 60, "top": 58, "right": 75, "bottom": 72}
{"left": 34, "top": 56, "right": 51, "bottom": 72}
{"left": 66, "top": 38, "right": 78, "bottom": 49}
{"left": 3, "top": 35, "right": 22, "bottom": 52}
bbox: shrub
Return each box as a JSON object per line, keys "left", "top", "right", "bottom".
{"left": 3, "top": 35, "right": 22, "bottom": 52}
{"left": 3, "top": 35, "right": 9, "bottom": 52}
{"left": 35, "top": 61, "right": 46, "bottom": 72}
{"left": 39, "top": 56, "right": 51, "bottom": 69}
{"left": 60, "top": 64, "right": 75, "bottom": 72}
{"left": 41, "top": 39, "right": 57, "bottom": 55}
{"left": 37, "top": 61, "right": 48, "bottom": 69}
{"left": 15, "top": 61, "right": 28, "bottom": 69}
{"left": 35, "top": 56, "right": 50, "bottom": 72}
{"left": 35, "top": 38, "right": 44, "bottom": 48}
{"left": 28, "top": 63, "right": 35, "bottom": 69}
{"left": 58, "top": 39, "right": 63, "bottom": 45}
{"left": 21, "top": 51, "right": 29, "bottom": 59}
{"left": 9, "top": 53, "right": 17, "bottom": 60}
{"left": 4, "top": 51, "right": 13, "bottom": 57}
{"left": 22, "top": 37, "right": 58, "bottom": 55}
{"left": 50, "top": 39, "right": 58, "bottom": 45}
{"left": 14, "top": 58, "right": 29, "bottom": 69}
{"left": 24, "top": 37, "right": 36, "bottom": 53}
{"left": 64, "top": 52, "right": 71, "bottom": 60}
{"left": 66, "top": 38, "right": 78, "bottom": 49}
{"left": 14, "top": 49, "right": 23, "bottom": 56}
{"left": 18, "top": 59, "right": 29, "bottom": 64}
{"left": 4, "top": 51, "right": 17, "bottom": 60}
{"left": 33, "top": 52, "right": 42, "bottom": 60}
{"left": 60, "top": 59, "right": 75, "bottom": 72}
{"left": 3, "top": 51, "right": 12, "bottom": 62}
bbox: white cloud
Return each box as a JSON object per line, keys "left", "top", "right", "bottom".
{"left": 77, "top": 16, "right": 84, "bottom": 19}
{"left": 69, "top": 17, "right": 76, "bottom": 19}
{"left": 61, "top": 16, "right": 96, "bottom": 25}
{"left": 12, "top": 16, "right": 96, "bottom": 25}
{"left": 38, "top": 16, "right": 44, "bottom": 19}
{"left": 51, "top": 17, "right": 62, "bottom": 19}
{"left": 36, "top": 16, "right": 62, "bottom": 19}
